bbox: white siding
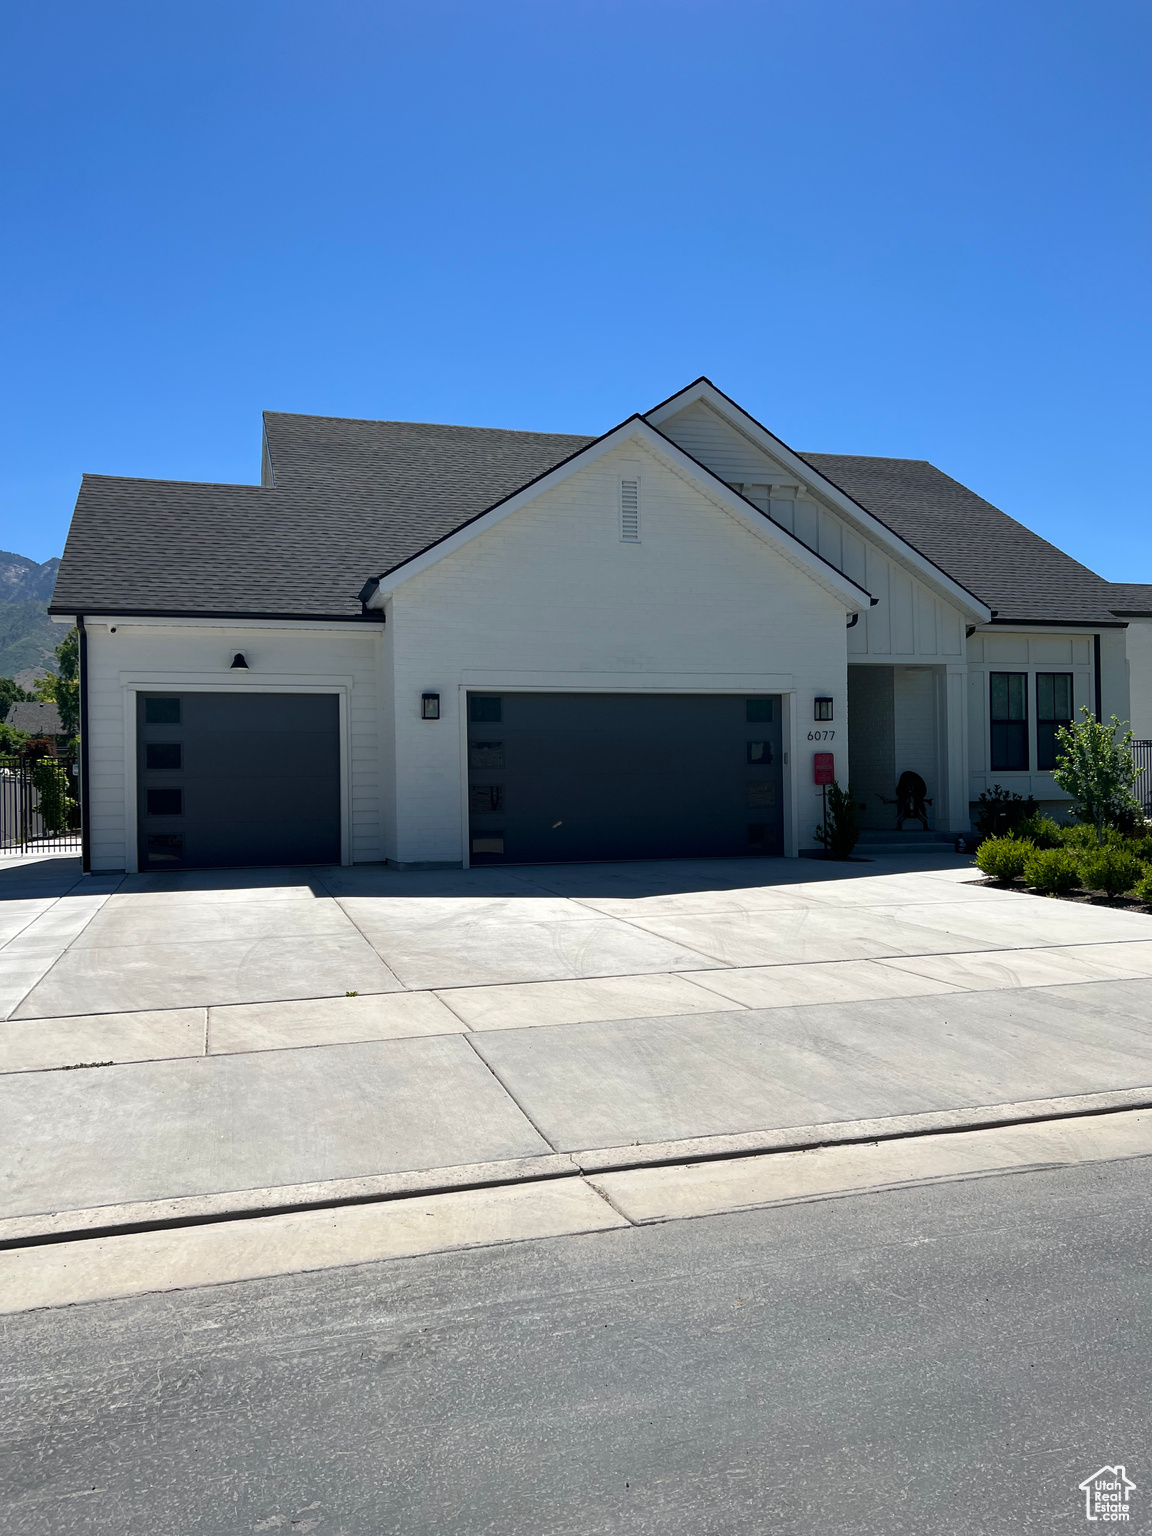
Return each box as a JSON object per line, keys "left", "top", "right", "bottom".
{"left": 1126, "top": 619, "right": 1152, "bottom": 739}
{"left": 656, "top": 399, "right": 785, "bottom": 482}
{"left": 83, "top": 621, "right": 384, "bottom": 872}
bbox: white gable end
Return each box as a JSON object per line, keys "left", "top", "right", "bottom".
{"left": 656, "top": 396, "right": 969, "bottom": 661}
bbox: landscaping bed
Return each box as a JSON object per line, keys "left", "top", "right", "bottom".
{"left": 971, "top": 810, "right": 1152, "bottom": 912}
{"left": 970, "top": 872, "right": 1152, "bottom": 915}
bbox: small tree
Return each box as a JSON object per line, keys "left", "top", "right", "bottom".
{"left": 1050, "top": 708, "right": 1140, "bottom": 846}
{"left": 0, "top": 677, "right": 31, "bottom": 722}
{"left": 31, "top": 628, "right": 79, "bottom": 738}
{"left": 53, "top": 627, "right": 79, "bottom": 737}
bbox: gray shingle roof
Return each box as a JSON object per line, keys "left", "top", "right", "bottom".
{"left": 49, "top": 403, "right": 1143, "bottom": 628}
{"left": 1107, "top": 584, "right": 1152, "bottom": 617}
{"left": 6, "top": 701, "right": 63, "bottom": 734}
{"left": 50, "top": 417, "right": 594, "bottom": 619}
{"left": 798, "top": 452, "right": 1128, "bottom": 625}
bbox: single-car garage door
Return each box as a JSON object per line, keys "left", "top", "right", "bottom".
{"left": 468, "top": 692, "right": 783, "bottom": 865}
{"left": 137, "top": 692, "right": 341, "bottom": 871}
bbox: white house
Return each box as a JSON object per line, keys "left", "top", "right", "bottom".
{"left": 49, "top": 378, "right": 1152, "bottom": 873}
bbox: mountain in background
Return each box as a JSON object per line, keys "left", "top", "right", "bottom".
{"left": 0, "top": 552, "right": 64, "bottom": 678}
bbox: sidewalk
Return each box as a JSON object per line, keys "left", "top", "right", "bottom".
{"left": 2, "top": 851, "right": 1152, "bottom": 1246}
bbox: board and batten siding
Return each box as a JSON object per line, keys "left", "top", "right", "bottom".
{"left": 384, "top": 438, "right": 852, "bottom": 865}
{"left": 82, "top": 620, "right": 384, "bottom": 871}
{"left": 657, "top": 400, "right": 966, "bottom": 665}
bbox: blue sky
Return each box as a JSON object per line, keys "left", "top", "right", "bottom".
{"left": 1, "top": 0, "right": 1148, "bottom": 576}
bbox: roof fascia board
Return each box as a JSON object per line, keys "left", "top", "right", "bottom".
{"left": 982, "top": 617, "right": 1127, "bottom": 631}
{"left": 646, "top": 380, "right": 992, "bottom": 623}
{"left": 47, "top": 607, "right": 383, "bottom": 625}
{"left": 369, "top": 416, "right": 872, "bottom": 609}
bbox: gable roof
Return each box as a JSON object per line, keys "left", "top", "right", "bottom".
{"left": 362, "top": 413, "right": 874, "bottom": 609}
{"left": 48, "top": 384, "right": 1145, "bottom": 627}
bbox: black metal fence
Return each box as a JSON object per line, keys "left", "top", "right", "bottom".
{"left": 1135, "top": 740, "right": 1152, "bottom": 815}
{"left": 0, "top": 754, "right": 82, "bottom": 854}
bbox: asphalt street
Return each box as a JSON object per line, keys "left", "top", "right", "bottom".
{"left": 2, "top": 1152, "right": 1150, "bottom": 1535}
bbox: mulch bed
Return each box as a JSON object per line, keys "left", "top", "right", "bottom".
{"left": 970, "top": 875, "right": 1152, "bottom": 915}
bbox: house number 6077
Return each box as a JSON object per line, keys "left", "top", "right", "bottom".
{"left": 807, "top": 730, "right": 835, "bottom": 741}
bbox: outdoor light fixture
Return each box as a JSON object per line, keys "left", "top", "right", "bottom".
{"left": 230, "top": 653, "right": 248, "bottom": 669}
{"left": 814, "top": 697, "right": 833, "bottom": 721}
{"left": 421, "top": 692, "right": 440, "bottom": 720}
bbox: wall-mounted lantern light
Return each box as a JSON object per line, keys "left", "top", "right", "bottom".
{"left": 814, "top": 696, "right": 833, "bottom": 721}
{"left": 231, "top": 653, "right": 248, "bottom": 669}
{"left": 421, "top": 692, "right": 440, "bottom": 720}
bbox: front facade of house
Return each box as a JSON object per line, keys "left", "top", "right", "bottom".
{"left": 50, "top": 380, "right": 1152, "bottom": 873}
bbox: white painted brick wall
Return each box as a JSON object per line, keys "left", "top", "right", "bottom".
{"left": 386, "top": 441, "right": 850, "bottom": 864}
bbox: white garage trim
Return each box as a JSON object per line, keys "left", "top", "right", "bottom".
{"left": 119, "top": 673, "right": 353, "bottom": 874}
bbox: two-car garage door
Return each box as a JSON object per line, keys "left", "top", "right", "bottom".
{"left": 136, "top": 689, "right": 783, "bottom": 871}
{"left": 467, "top": 692, "right": 783, "bottom": 864}
{"left": 137, "top": 692, "right": 340, "bottom": 871}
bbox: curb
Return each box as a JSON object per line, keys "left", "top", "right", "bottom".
{"left": 5, "top": 1083, "right": 1152, "bottom": 1251}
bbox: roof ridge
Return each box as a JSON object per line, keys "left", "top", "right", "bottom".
{"left": 262, "top": 410, "right": 595, "bottom": 440}
{"left": 801, "top": 451, "right": 934, "bottom": 467}
{"left": 80, "top": 473, "right": 266, "bottom": 491}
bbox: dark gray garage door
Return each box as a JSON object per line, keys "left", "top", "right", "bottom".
{"left": 467, "top": 692, "right": 783, "bottom": 865}
{"left": 137, "top": 692, "right": 340, "bottom": 871}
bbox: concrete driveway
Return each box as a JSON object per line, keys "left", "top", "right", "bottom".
{"left": 2, "top": 849, "right": 1152, "bottom": 1241}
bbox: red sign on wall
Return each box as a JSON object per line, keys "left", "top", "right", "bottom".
{"left": 813, "top": 752, "right": 835, "bottom": 785}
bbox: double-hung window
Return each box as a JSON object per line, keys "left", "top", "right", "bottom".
{"left": 1036, "top": 673, "right": 1073, "bottom": 771}
{"left": 990, "top": 672, "right": 1028, "bottom": 771}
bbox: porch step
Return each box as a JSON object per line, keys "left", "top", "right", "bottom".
{"left": 856, "top": 829, "right": 957, "bottom": 845}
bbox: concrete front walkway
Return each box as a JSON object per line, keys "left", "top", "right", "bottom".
{"left": 2, "top": 850, "right": 1152, "bottom": 1239}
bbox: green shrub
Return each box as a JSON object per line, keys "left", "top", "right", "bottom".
{"left": 973, "top": 786, "right": 1038, "bottom": 839}
{"left": 1078, "top": 847, "right": 1143, "bottom": 898}
{"left": 1133, "top": 865, "right": 1152, "bottom": 904}
{"left": 1023, "top": 847, "right": 1081, "bottom": 896}
{"left": 814, "top": 779, "right": 860, "bottom": 860}
{"left": 1057, "top": 822, "right": 1126, "bottom": 850}
{"left": 1012, "top": 814, "right": 1064, "bottom": 849}
{"left": 975, "top": 836, "right": 1031, "bottom": 882}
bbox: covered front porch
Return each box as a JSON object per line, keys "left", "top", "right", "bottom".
{"left": 847, "top": 663, "right": 970, "bottom": 836}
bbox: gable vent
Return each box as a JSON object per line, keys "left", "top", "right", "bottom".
{"left": 619, "top": 478, "right": 640, "bottom": 542}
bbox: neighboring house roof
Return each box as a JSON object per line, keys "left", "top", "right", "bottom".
{"left": 6, "top": 701, "right": 63, "bottom": 734}
{"left": 798, "top": 453, "right": 1128, "bottom": 626}
{"left": 48, "top": 384, "right": 1146, "bottom": 626}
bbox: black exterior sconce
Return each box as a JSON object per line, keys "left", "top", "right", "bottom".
{"left": 421, "top": 692, "right": 440, "bottom": 720}
{"left": 814, "top": 697, "right": 833, "bottom": 721}
{"left": 231, "top": 653, "right": 248, "bottom": 669}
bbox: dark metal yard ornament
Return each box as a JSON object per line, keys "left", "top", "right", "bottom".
{"left": 882, "top": 771, "right": 933, "bottom": 830}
